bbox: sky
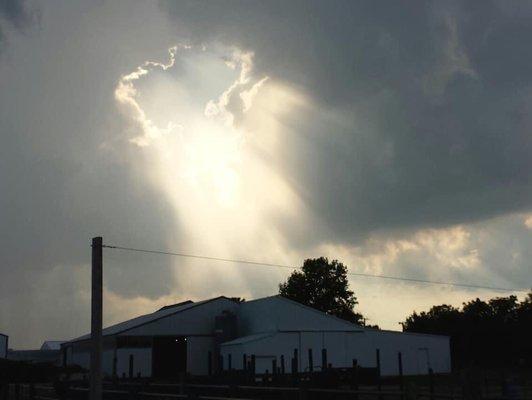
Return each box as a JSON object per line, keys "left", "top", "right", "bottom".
{"left": 0, "top": 0, "right": 530, "bottom": 349}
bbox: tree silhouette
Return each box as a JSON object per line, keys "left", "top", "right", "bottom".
{"left": 279, "top": 257, "right": 367, "bottom": 325}
{"left": 402, "top": 292, "right": 532, "bottom": 369}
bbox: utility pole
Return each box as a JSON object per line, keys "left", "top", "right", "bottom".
{"left": 90, "top": 237, "right": 103, "bottom": 400}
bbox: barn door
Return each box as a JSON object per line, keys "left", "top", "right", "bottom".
{"left": 152, "top": 336, "right": 187, "bottom": 378}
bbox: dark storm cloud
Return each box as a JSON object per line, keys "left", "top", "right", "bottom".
{"left": 0, "top": 0, "right": 32, "bottom": 47}
{"left": 0, "top": 0, "right": 30, "bottom": 26}
{"left": 162, "top": 0, "right": 532, "bottom": 246}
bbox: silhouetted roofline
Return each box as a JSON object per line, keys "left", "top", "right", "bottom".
{"left": 158, "top": 300, "right": 194, "bottom": 311}
{"left": 67, "top": 296, "right": 234, "bottom": 344}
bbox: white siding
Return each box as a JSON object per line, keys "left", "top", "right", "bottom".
{"left": 363, "top": 329, "right": 451, "bottom": 376}
{"left": 221, "top": 325, "right": 450, "bottom": 376}
{"left": 116, "top": 348, "right": 152, "bottom": 378}
{"left": 221, "top": 332, "right": 299, "bottom": 374}
{"left": 71, "top": 348, "right": 90, "bottom": 370}
{"left": 187, "top": 336, "right": 214, "bottom": 375}
{"left": 102, "top": 349, "right": 114, "bottom": 377}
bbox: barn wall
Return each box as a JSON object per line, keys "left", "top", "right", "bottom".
{"left": 221, "top": 331, "right": 373, "bottom": 374}
{"left": 70, "top": 347, "right": 90, "bottom": 370}
{"left": 187, "top": 336, "right": 214, "bottom": 375}
{"left": 221, "top": 332, "right": 299, "bottom": 373}
{"left": 116, "top": 348, "right": 152, "bottom": 378}
{"left": 102, "top": 349, "right": 114, "bottom": 377}
{"left": 221, "top": 329, "right": 450, "bottom": 376}
{"left": 363, "top": 329, "right": 451, "bottom": 376}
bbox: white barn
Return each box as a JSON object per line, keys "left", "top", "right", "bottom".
{"left": 63, "top": 296, "right": 450, "bottom": 378}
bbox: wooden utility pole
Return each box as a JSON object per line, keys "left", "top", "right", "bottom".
{"left": 90, "top": 237, "right": 103, "bottom": 400}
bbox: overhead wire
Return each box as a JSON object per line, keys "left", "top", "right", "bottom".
{"left": 102, "top": 244, "right": 530, "bottom": 293}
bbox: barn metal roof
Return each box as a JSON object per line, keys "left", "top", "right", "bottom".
{"left": 68, "top": 296, "right": 230, "bottom": 343}
{"left": 221, "top": 332, "right": 275, "bottom": 347}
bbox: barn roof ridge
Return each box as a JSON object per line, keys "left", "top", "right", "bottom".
{"left": 67, "top": 295, "right": 233, "bottom": 344}
{"left": 245, "top": 294, "right": 364, "bottom": 329}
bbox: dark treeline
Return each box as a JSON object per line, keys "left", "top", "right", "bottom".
{"left": 402, "top": 292, "right": 532, "bottom": 370}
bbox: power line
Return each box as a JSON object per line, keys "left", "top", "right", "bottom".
{"left": 103, "top": 245, "right": 295, "bottom": 269}
{"left": 102, "top": 244, "right": 530, "bottom": 293}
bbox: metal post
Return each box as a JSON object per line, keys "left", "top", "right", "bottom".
{"left": 251, "top": 355, "right": 256, "bottom": 375}
{"left": 376, "top": 348, "right": 382, "bottom": 399}
{"left": 429, "top": 368, "right": 435, "bottom": 400}
{"left": 90, "top": 237, "right": 103, "bottom": 400}
{"left": 398, "top": 352, "right": 404, "bottom": 397}
{"left": 129, "top": 354, "right": 134, "bottom": 379}
{"left": 352, "top": 359, "right": 359, "bottom": 390}
{"left": 321, "top": 349, "right": 327, "bottom": 371}
{"left": 308, "top": 349, "right": 313, "bottom": 373}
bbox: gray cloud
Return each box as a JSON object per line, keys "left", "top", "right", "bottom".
{"left": 0, "top": 1, "right": 184, "bottom": 347}
{"left": 161, "top": 0, "right": 532, "bottom": 247}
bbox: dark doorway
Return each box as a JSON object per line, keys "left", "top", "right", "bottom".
{"left": 152, "top": 336, "right": 187, "bottom": 379}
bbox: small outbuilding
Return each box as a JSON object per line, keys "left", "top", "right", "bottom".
{"left": 63, "top": 295, "right": 450, "bottom": 378}
{"left": 41, "top": 341, "right": 66, "bottom": 351}
{"left": 0, "top": 333, "right": 7, "bottom": 358}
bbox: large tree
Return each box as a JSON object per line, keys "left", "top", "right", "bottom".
{"left": 279, "top": 257, "right": 366, "bottom": 325}
{"left": 402, "top": 292, "right": 532, "bottom": 369}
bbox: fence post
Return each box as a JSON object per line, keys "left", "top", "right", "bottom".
{"left": 208, "top": 351, "right": 212, "bottom": 376}
{"left": 129, "top": 354, "right": 134, "bottom": 379}
{"left": 280, "top": 355, "right": 285, "bottom": 374}
{"left": 398, "top": 352, "right": 404, "bottom": 400}
{"left": 29, "top": 384, "right": 35, "bottom": 400}
{"left": 179, "top": 372, "right": 185, "bottom": 395}
{"left": 308, "top": 349, "right": 313, "bottom": 373}
{"left": 113, "top": 355, "right": 118, "bottom": 379}
{"left": 228, "top": 354, "right": 232, "bottom": 370}
{"left": 272, "top": 359, "right": 277, "bottom": 377}
{"left": 429, "top": 368, "right": 435, "bottom": 400}
{"left": 352, "top": 359, "right": 359, "bottom": 389}
{"left": 251, "top": 355, "right": 256, "bottom": 376}
{"left": 243, "top": 353, "right": 247, "bottom": 371}
{"left": 376, "top": 349, "right": 381, "bottom": 400}
{"left": 321, "top": 349, "right": 327, "bottom": 371}
{"left": 291, "top": 357, "right": 295, "bottom": 375}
